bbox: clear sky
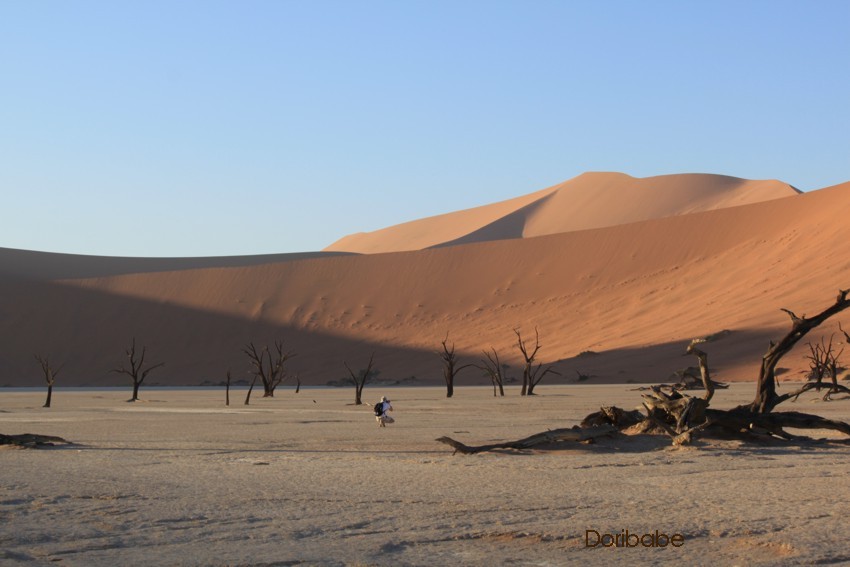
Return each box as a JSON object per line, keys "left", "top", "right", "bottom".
{"left": 2, "top": 1, "right": 848, "bottom": 257}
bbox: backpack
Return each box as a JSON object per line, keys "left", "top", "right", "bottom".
{"left": 373, "top": 401, "right": 384, "bottom": 416}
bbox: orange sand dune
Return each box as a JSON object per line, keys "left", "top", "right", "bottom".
{"left": 1, "top": 177, "right": 847, "bottom": 388}
{"left": 324, "top": 172, "right": 799, "bottom": 253}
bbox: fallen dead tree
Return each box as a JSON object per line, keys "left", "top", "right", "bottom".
{"left": 0, "top": 433, "right": 72, "bottom": 448}
{"left": 436, "top": 424, "right": 617, "bottom": 455}
{"left": 607, "top": 290, "right": 850, "bottom": 445}
{"left": 437, "top": 290, "right": 850, "bottom": 453}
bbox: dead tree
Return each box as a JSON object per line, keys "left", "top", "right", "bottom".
{"left": 476, "top": 348, "right": 506, "bottom": 397}
{"left": 439, "top": 290, "right": 850, "bottom": 453}
{"left": 748, "top": 290, "right": 850, "bottom": 413}
{"left": 242, "top": 340, "right": 295, "bottom": 397}
{"left": 514, "top": 327, "right": 560, "bottom": 395}
{"left": 1, "top": 433, "right": 73, "bottom": 448}
{"left": 244, "top": 375, "right": 257, "bottom": 405}
{"left": 802, "top": 335, "right": 845, "bottom": 401}
{"left": 111, "top": 338, "right": 164, "bottom": 402}
{"left": 650, "top": 291, "right": 850, "bottom": 442}
{"left": 34, "top": 354, "right": 64, "bottom": 408}
{"left": 685, "top": 339, "right": 716, "bottom": 402}
{"left": 438, "top": 333, "right": 472, "bottom": 398}
{"left": 225, "top": 370, "right": 232, "bottom": 406}
{"left": 437, "top": 424, "right": 616, "bottom": 455}
{"left": 805, "top": 340, "right": 828, "bottom": 386}
{"left": 824, "top": 342, "right": 846, "bottom": 398}
{"left": 344, "top": 353, "right": 376, "bottom": 405}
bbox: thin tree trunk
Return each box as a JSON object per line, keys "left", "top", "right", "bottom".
{"left": 43, "top": 384, "right": 53, "bottom": 408}
{"left": 245, "top": 376, "right": 257, "bottom": 405}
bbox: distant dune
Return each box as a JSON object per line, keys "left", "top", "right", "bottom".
{"left": 1, "top": 174, "right": 847, "bottom": 388}
{"left": 324, "top": 172, "right": 799, "bottom": 253}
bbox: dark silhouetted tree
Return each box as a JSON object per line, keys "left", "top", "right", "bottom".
{"left": 438, "top": 333, "right": 472, "bottom": 398}
{"left": 476, "top": 348, "right": 505, "bottom": 397}
{"left": 514, "top": 327, "right": 560, "bottom": 395}
{"left": 344, "top": 353, "right": 376, "bottom": 405}
{"left": 34, "top": 354, "right": 63, "bottom": 408}
{"left": 111, "top": 338, "right": 164, "bottom": 402}
{"left": 242, "top": 340, "right": 295, "bottom": 397}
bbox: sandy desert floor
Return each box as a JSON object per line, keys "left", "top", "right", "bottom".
{"left": 2, "top": 384, "right": 850, "bottom": 566}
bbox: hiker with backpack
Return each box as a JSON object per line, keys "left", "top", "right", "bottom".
{"left": 374, "top": 396, "right": 394, "bottom": 427}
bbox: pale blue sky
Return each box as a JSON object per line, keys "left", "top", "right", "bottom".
{"left": 1, "top": 1, "right": 848, "bottom": 257}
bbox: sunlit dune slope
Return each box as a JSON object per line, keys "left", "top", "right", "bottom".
{"left": 324, "top": 172, "right": 799, "bottom": 253}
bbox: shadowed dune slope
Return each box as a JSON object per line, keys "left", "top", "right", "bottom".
{"left": 0, "top": 248, "right": 354, "bottom": 280}
{"left": 324, "top": 172, "right": 799, "bottom": 253}
{"left": 1, "top": 180, "right": 848, "bottom": 387}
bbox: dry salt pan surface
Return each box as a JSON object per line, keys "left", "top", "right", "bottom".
{"left": 2, "top": 384, "right": 850, "bottom": 566}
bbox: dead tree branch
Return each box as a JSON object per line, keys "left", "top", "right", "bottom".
{"left": 686, "top": 339, "right": 716, "bottom": 402}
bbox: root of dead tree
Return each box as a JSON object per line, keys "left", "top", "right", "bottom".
{"left": 0, "top": 433, "right": 73, "bottom": 448}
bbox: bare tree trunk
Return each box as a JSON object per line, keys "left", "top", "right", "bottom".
{"left": 111, "top": 338, "right": 163, "bottom": 403}
{"left": 514, "top": 328, "right": 537, "bottom": 396}
{"left": 749, "top": 290, "right": 850, "bottom": 413}
{"left": 34, "top": 354, "right": 62, "bottom": 409}
{"left": 514, "top": 328, "right": 559, "bottom": 396}
{"left": 244, "top": 376, "right": 257, "bottom": 405}
{"left": 225, "top": 370, "right": 231, "bottom": 406}
{"left": 439, "top": 333, "right": 471, "bottom": 398}
{"left": 475, "top": 348, "right": 506, "bottom": 398}
{"left": 686, "top": 339, "right": 715, "bottom": 402}
{"left": 345, "top": 354, "right": 376, "bottom": 406}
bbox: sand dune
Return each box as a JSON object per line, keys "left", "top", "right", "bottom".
{"left": 0, "top": 176, "right": 848, "bottom": 388}
{"left": 325, "top": 172, "right": 799, "bottom": 253}
{"left": 0, "top": 247, "right": 353, "bottom": 280}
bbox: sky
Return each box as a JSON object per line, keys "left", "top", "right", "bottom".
{"left": 1, "top": 1, "right": 848, "bottom": 257}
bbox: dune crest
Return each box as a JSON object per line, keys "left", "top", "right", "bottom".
{"left": 325, "top": 172, "right": 800, "bottom": 253}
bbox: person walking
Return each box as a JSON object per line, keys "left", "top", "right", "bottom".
{"left": 374, "top": 396, "right": 394, "bottom": 427}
